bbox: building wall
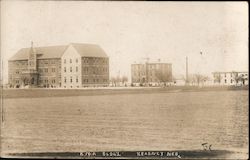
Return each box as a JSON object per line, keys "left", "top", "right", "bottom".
{"left": 213, "top": 72, "right": 248, "bottom": 86}
{"left": 8, "top": 60, "right": 28, "bottom": 87}
{"left": 131, "top": 63, "right": 172, "bottom": 84}
{"left": 131, "top": 64, "right": 146, "bottom": 83}
{"left": 61, "top": 45, "right": 82, "bottom": 88}
{"left": 8, "top": 59, "right": 61, "bottom": 88}
{"left": 37, "top": 58, "right": 61, "bottom": 88}
{"left": 81, "top": 57, "right": 109, "bottom": 87}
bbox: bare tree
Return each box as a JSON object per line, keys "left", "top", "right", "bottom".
{"left": 194, "top": 74, "right": 203, "bottom": 86}
{"left": 213, "top": 72, "right": 222, "bottom": 84}
{"left": 110, "top": 77, "right": 117, "bottom": 87}
{"left": 155, "top": 69, "right": 172, "bottom": 86}
{"left": 20, "top": 75, "right": 29, "bottom": 87}
{"left": 233, "top": 72, "right": 247, "bottom": 85}
{"left": 186, "top": 74, "right": 209, "bottom": 86}
{"left": 121, "top": 76, "right": 128, "bottom": 85}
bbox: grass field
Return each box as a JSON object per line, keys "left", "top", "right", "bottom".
{"left": 1, "top": 89, "right": 248, "bottom": 158}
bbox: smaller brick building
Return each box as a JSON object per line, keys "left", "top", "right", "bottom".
{"left": 131, "top": 61, "right": 172, "bottom": 86}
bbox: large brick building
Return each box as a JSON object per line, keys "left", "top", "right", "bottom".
{"left": 131, "top": 61, "right": 172, "bottom": 86}
{"left": 8, "top": 43, "right": 109, "bottom": 88}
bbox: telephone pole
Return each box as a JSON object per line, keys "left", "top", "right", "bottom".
{"left": 186, "top": 56, "right": 189, "bottom": 85}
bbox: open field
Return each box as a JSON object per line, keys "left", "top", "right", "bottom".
{"left": 1, "top": 85, "right": 248, "bottom": 99}
{"left": 1, "top": 89, "right": 248, "bottom": 158}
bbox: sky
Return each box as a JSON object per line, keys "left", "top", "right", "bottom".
{"left": 1, "top": 1, "right": 248, "bottom": 84}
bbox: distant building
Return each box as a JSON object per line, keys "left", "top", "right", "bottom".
{"left": 173, "top": 75, "right": 186, "bottom": 86}
{"left": 8, "top": 43, "right": 109, "bottom": 88}
{"left": 131, "top": 61, "right": 172, "bottom": 86}
{"left": 212, "top": 71, "right": 248, "bottom": 86}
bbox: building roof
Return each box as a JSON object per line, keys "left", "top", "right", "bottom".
{"left": 9, "top": 43, "right": 108, "bottom": 61}
{"left": 71, "top": 43, "right": 108, "bottom": 58}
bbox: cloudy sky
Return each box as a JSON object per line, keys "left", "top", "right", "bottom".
{"left": 1, "top": 1, "right": 248, "bottom": 83}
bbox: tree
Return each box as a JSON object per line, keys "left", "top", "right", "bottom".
{"left": 155, "top": 69, "right": 172, "bottom": 86}
{"left": 233, "top": 72, "right": 247, "bottom": 86}
{"left": 213, "top": 72, "right": 222, "bottom": 84}
{"left": 110, "top": 77, "right": 117, "bottom": 87}
{"left": 20, "top": 75, "right": 29, "bottom": 87}
{"left": 121, "top": 76, "right": 128, "bottom": 85}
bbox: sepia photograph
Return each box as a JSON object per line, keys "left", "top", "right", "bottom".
{"left": 0, "top": 1, "right": 248, "bottom": 159}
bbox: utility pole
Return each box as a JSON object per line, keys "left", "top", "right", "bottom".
{"left": 186, "top": 56, "right": 189, "bottom": 85}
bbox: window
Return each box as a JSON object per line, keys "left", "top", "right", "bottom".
{"left": 51, "top": 60, "right": 55, "bottom": 64}
{"left": 64, "top": 67, "right": 66, "bottom": 72}
{"left": 52, "top": 68, "right": 56, "bottom": 72}
{"left": 52, "top": 80, "right": 56, "bottom": 83}
{"left": 231, "top": 79, "right": 233, "bottom": 83}
{"left": 64, "top": 77, "right": 66, "bottom": 83}
{"left": 76, "top": 77, "right": 78, "bottom": 83}
{"left": 39, "top": 69, "right": 43, "bottom": 73}
{"left": 70, "top": 59, "right": 72, "bottom": 63}
{"left": 64, "top": 59, "right": 66, "bottom": 63}
{"left": 70, "top": 67, "right": 72, "bottom": 72}
{"left": 45, "top": 68, "right": 48, "bottom": 72}
{"left": 76, "top": 59, "right": 78, "bottom": 63}
{"left": 225, "top": 79, "right": 227, "bottom": 83}
{"left": 70, "top": 77, "right": 72, "bottom": 83}
{"left": 76, "top": 67, "right": 78, "bottom": 72}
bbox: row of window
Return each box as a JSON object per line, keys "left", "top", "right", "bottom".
{"left": 82, "top": 58, "right": 108, "bottom": 64}
{"left": 64, "top": 66, "right": 79, "bottom": 72}
{"left": 13, "top": 79, "right": 56, "bottom": 84}
{"left": 64, "top": 76, "right": 79, "bottom": 83}
{"left": 82, "top": 67, "right": 108, "bottom": 74}
{"left": 64, "top": 58, "right": 79, "bottom": 64}
{"left": 63, "top": 66, "right": 108, "bottom": 74}
{"left": 83, "top": 79, "right": 108, "bottom": 83}
{"left": 39, "top": 79, "right": 56, "bottom": 84}
{"left": 222, "top": 73, "right": 248, "bottom": 78}
{"left": 14, "top": 68, "right": 57, "bottom": 74}
{"left": 39, "top": 68, "right": 56, "bottom": 73}
{"left": 64, "top": 58, "right": 108, "bottom": 64}
{"left": 224, "top": 79, "right": 234, "bottom": 84}
{"left": 64, "top": 77, "right": 108, "bottom": 83}
{"left": 12, "top": 60, "right": 58, "bottom": 66}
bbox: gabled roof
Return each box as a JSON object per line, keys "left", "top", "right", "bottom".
{"left": 9, "top": 43, "right": 108, "bottom": 61}
{"left": 71, "top": 43, "right": 108, "bottom": 58}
